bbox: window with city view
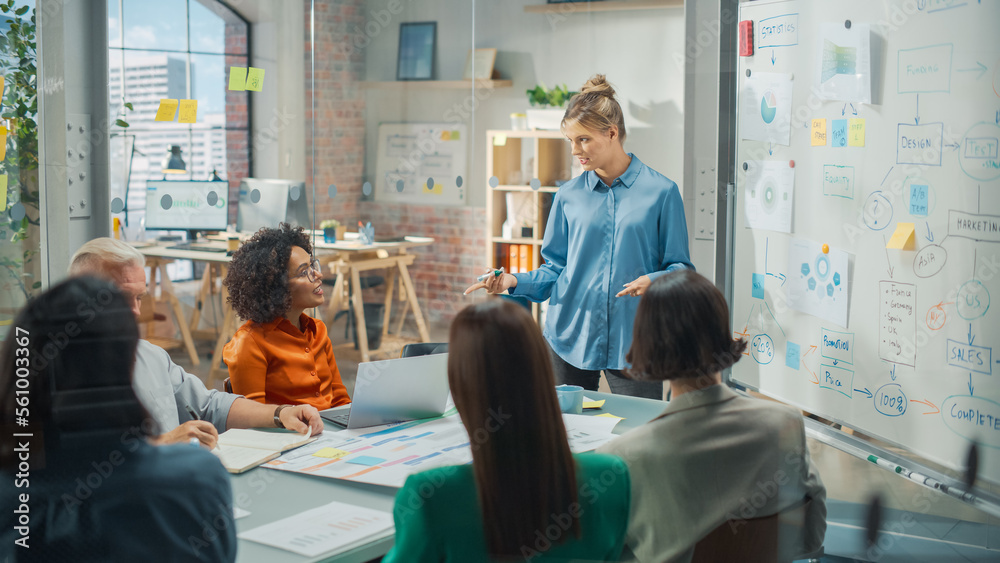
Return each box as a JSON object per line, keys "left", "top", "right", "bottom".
{"left": 108, "top": 0, "right": 249, "bottom": 232}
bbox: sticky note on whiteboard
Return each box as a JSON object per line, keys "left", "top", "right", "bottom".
{"left": 831, "top": 119, "right": 848, "bottom": 147}
{"left": 848, "top": 118, "right": 865, "bottom": 147}
{"left": 786, "top": 341, "right": 801, "bottom": 370}
{"left": 886, "top": 222, "right": 916, "bottom": 250}
{"left": 752, "top": 273, "right": 765, "bottom": 299}
{"left": 811, "top": 119, "right": 827, "bottom": 146}
{"left": 909, "top": 184, "right": 928, "bottom": 216}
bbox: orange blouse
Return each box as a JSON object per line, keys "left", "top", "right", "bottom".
{"left": 223, "top": 314, "right": 351, "bottom": 410}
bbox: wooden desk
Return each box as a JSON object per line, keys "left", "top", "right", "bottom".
{"left": 313, "top": 234, "right": 434, "bottom": 362}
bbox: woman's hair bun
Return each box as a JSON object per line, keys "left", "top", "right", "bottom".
{"left": 580, "top": 74, "right": 616, "bottom": 98}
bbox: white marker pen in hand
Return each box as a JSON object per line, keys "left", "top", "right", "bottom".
{"left": 477, "top": 267, "right": 505, "bottom": 283}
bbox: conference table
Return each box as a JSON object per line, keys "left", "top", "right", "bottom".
{"left": 135, "top": 233, "right": 435, "bottom": 385}
{"left": 231, "top": 391, "right": 668, "bottom": 563}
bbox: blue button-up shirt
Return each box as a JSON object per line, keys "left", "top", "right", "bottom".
{"left": 511, "top": 155, "right": 693, "bottom": 370}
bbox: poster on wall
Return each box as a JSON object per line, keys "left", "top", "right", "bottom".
{"left": 740, "top": 72, "right": 793, "bottom": 145}
{"left": 375, "top": 123, "right": 467, "bottom": 206}
{"left": 814, "top": 22, "right": 872, "bottom": 103}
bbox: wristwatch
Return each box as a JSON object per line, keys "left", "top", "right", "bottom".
{"left": 273, "top": 405, "right": 291, "bottom": 428}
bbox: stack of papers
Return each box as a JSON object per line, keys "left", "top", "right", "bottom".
{"left": 238, "top": 501, "right": 393, "bottom": 557}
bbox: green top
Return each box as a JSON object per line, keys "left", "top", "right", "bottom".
{"left": 383, "top": 453, "right": 630, "bottom": 563}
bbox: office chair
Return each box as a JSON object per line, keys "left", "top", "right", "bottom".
{"left": 400, "top": 342, "right": 448, "bottom": 358}
{"left": 224, "top": 378, "right": 233, "bottom": 394}
{"left": 691, "top": 513, "right": 778, "bottom": 563}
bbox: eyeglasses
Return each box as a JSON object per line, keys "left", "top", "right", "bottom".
{"left": 291, "top": 258, "right": 323, "bottom": 282}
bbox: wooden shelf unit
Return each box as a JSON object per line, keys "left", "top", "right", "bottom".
{"left": 485, "top": 129, "right": 574, "bottom": 320}
{"left": 524, "top": 0, "right": 682, "bottom": 14}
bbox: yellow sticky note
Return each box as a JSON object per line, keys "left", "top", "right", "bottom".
{"left": 583, "top": 400, "right": 605, "bottom": 410}
{"left": 0, "top": 175, "right": 7, "bottom": 209}
{"left": 178, "top": 99, "right": 198, "bottom": 124}
{"left": 423, "top": 182, "right": 443, "bottom": 195}
{"left": 493, "top": 134, "right": 507, "bottom": 146}
{"left": 312, "top": 448, "right": 350, "bottom": 459}
{"left": 450, "top": 130, "right": 460, "bottom": 140}
{"left": 0, "top": 75, "right": 5, "bottom": 104}
{"left": 0, "top": 126, "right": 6, "bottom": 160}
{"left": 154, "top": 99, "right": 178, "bottom": 122}
{"left": 246, "top": 67, "right": 265, "bottom": 92}
{"left": 811, "top": 119, "right": 827, "bottom": 146}
{"left": 596, "top": 413, "right": 625, "bottom": 421}
{"left": 440, "top": 130, "right": 451, "bottom": 141}
{"left": 886, "top": 222, "right": 916, "bottom": 250}
{"left": 228, "top": 67, "right": 247, "bottom": 91}
{"left": 849, "top": 118, "right": 865, "bottom": 147}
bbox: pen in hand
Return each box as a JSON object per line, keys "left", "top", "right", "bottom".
{"left": 477, "top": 267, "right": 505, "bottom": 282}
{"left": 185, "top": 404, "right": 220, "bottom": 450}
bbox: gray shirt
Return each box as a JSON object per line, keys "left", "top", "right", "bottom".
{"left": 133, "top": 339, "right": 239, "bottom": 433}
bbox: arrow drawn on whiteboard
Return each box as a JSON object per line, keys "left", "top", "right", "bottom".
{"left": 969, "top": 373, "right": 975, "bottom": 396}
{"left": 925, "top": 222, "right": 934, "bottom": 242}
{"left": 854, "top": 387, "right": 873, "bottom": 399}
{"left": 910, "top": 399, "right": 940, "bottom": 415}
{"left": 883, "top": 236, "right": 895, "bottom": 278}
{"left": 890, "top": 364, "right": 897, "bottom": 381}
{"left": 915, "top": 94, "right": 920, "bottom": 124}
{"left": 771, "top": 50, "right": 776, "bottom": 65}
{"left": 969, "top": 323, "right": 975, "bottom": 346}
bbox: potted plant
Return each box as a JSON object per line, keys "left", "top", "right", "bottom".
{"left": 320, "top": 219, "right": 345, "bottom": 243}
{"left": 525, "top": 83, "right": 576, "bottom": 130}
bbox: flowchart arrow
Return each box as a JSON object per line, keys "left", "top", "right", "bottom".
{"left": 969, "top": 323, "right": 975, "bottom": 345}
{"left": 945, "top": 141, "right": 961, "bottom": 151}
{"left": 771, "top": 50, "right": 776, "bottom": 65}
{"left": 915, "top": 94, "right": 920, "bottom": 125}
{"left": 765, "top": 272, "right": 787, "bottom": 286}
{"left": 969, "top": 373, "right": 975, "bottom": 396}
{"left": 768, "top": 142, "right": 774, "bottom": 156}
{"left": 957, "top": 61, "right": 987, "bottom": 80}
{"left": 883, "top": 237, "right": 895, "bottom": 278}
{"left": 854, "top": 387, "right": 873, "bottom": 399}
{"left": 890, "top": 364, "right": 897, "bottom": 381}
{"left": 842, "top": 103, "right": 847, "bottom": 116}
{"left": 910, "top": 399, "right": 940, "bottom": 415}
{"left": 850, "top": 103, "right": 857, "bottom": 116}
{"left": 925, "top": 222, "right": 934, "bottom": 242}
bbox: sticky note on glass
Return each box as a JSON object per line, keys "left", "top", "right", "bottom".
{"left": 440, "top": 130, "right": 451, "bottom": 141}
{"left": 450, "top": 130, "right": 461, "bottom": 140}
{"left": 752, "top": 273, "right": 765, "bottom": 299}
{"left": 154, "top": 99, "right": 178, "bottom": 122}
{"left": 346, "top": 455, "right": 385, "bottom": 466}
{"left": 493, "top": 134, "right": 507, "bottom": 146}
{"left": 178, "top": 99, "right": 198, "bottom": 123}
{"left": 909, "top": 184, "right": 929, "bottom": 216}
{"left": 0, "top": 175, "right": 7, "bottom": 210}
{"left": 0, "top": 125, "right": 7, "bottom": 160}
{"left": 785, "top": 341, "right": 801, "bottom": 370}
{"left": 848, "top": 118, "right": 865, "bottom": 147}
{"left": 811, "top": 119, "right": 827, "bottom": 146}
{"left": 596, "top": 413, "right": 625, "bottom": 421}
{"left": 246, "top": 67, "right": 265, "bottom": 92}
{"left": 228, "top": 66, "right": 247, "bottom": 91}
{"left": 831, "top": 119, "right": 847, "bottom": 147}
{"left": 423, "top": 182, "right": 443, "bottom": 195}
{"left": 312, "top": 447, "right": 350, "bottom": 459}
{"left": 583, "top": 399, "right": 605, "bottom": 410}
{"left": 0, "top": 75, "right": 5, "bottom": 105}
{"left": 886, "top": 222, "right": 916, "bottom": 250}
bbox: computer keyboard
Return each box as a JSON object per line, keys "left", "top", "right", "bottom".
{"left": 166, "top": 243, "right": 228, "bottom": 253}
{"left": 319, "top": 409, "right": 351, "bottom": 428}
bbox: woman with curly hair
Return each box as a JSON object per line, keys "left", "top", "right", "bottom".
{"left": 222, "top": 223, "right": 351, "bottom": 410}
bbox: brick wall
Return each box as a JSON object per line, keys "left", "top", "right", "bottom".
{"left": 306, "top": 0, "right": 488, "bottom": 324}
{"left": 224, "top": 20, "right": 249, "bottom": 223}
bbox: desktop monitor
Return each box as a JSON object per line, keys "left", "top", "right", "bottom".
{"left": 236, "top": 178, "right": 312, "bottom": 234}
{"left": 144, "top": 180, "right": 229, "bottom": 237}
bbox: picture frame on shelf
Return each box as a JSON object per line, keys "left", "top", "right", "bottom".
{"left": 396, "top": 22, "right": 436, "bottom": 81}
{"left": 463, "top": 48, "right": 497, "bottom": 80}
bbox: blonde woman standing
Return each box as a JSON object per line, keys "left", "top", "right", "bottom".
{"left": 466, "top": 75, "right": 692, "bottom": 399}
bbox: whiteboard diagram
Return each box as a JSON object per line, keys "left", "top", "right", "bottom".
{"left": 374, "top": 123, "right": 467, "bottom": 206}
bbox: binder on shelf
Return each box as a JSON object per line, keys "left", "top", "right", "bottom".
{"left": 509, "top": 244, "right": 520, "bottom": 274}
{"left": 518, "top": 244, "right": 531, "bottom": 272}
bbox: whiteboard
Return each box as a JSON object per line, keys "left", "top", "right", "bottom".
{"left": 374, "top": 123, "right": 467, "bottom": 205}
{"left": 730, "top": 0, "right": 1000, "bottom": 486}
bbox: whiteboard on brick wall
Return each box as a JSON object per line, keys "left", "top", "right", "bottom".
{"left": 729, "top": 0, "right": 1000, "bottom": 486}
{"left": 374, "top": 123, "right": 467, "bottom": 205}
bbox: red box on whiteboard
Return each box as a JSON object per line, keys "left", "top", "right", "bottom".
{"left": 739, "top": 20, "right": 754, "bottom": 56}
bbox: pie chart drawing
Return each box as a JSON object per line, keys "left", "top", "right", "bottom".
{"left": 760, "top": 90, "right": 778, "bottom": 124}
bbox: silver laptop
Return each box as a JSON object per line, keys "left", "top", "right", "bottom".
{"left": 321, "top": 353, "right": 449, "bottom": 429}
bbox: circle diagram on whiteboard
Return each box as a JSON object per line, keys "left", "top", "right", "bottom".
{"left": 744, "top": 161, "right": 794, "bottom": 233}
{"left": 760, "top": 90, "right": 778, "bottom": 124}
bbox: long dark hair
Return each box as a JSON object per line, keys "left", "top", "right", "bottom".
{"left": 0, "top": 277, "right": 148, "bottom": 469}
{"left": 627, "top": 269, "right": 747, "bottom": 381}
{"left": 448, "top": 299, "right": 580, "bottom": 557}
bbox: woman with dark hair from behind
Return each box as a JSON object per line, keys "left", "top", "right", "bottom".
{"left": 223, "top": 223, "right": 350, "bottom": 410}
{"left": 383, "top": 299, "right": 631, "bottom": 562}
{"left": 598, "top": 270, "right": 826, "bottom": 562}
{"left": 0, "top": 277, "right": 235, "bottom": 562}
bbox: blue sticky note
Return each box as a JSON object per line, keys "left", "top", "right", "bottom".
{"left": 909, "top": 184, "right": 928, "bottom": 216}
{"left": 346, "top": 455, "right": 385, "bottom": 466}
{"left": 831, "top": 119, "right": 848, "bottom": 147}
{"left": 752, "top": 273, "right": 765, "bottom": 299}
{"left": 786, "top": 342, "right": 801, "bottom": 370}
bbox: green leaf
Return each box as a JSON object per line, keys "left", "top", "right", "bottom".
{"left": 124, "top": 102, "right": 133, "bottom": 111}
{"left": 15, "top": 5, "right": 27, "bottom": 15}
{"left": 1, "top": 5, "right": 9, "bottom": 13}
{"left": 115, "top": 119, "right": 129, "bottom": 128}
